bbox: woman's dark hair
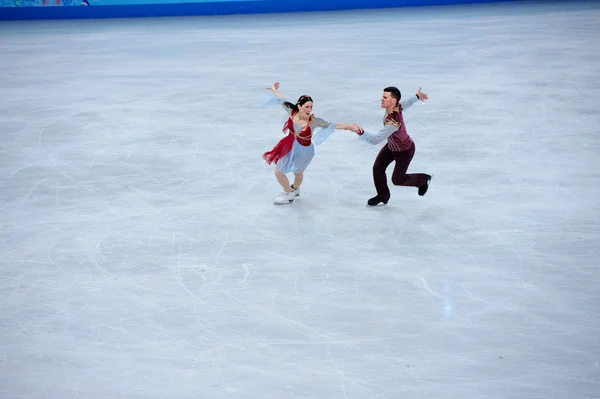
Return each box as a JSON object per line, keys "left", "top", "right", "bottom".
{"left": 283, "top": 95, "right": 313, "bottom": 113}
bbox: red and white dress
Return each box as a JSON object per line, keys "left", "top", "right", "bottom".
{"left": 262, "top": 96, "right": 336, "bottom": 174}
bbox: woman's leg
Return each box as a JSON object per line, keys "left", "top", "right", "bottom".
{"left": 291, "top": 143, "right": 313, "bottom": 192}
{"left": 292, "top": 170, "right": 304, "bottom": 189}
{"left": 275, "top": 168, "right": 293, "bottom": 192}
{"left": 273, "top": 168, "right": 296, "bottom": 204}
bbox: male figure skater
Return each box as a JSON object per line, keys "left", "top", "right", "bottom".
{"left": 352, "top": 86, "right": 432, "bottom": 206}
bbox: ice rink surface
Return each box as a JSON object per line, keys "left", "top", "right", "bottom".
{"left": 1, "top": 1, "right": 599, "bottom": 397}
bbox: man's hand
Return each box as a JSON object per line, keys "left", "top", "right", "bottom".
{"left": 416, "top": 87, "right": 428, "bottom": 101}
{"left": 348, "top": 124, "right": 364, "bottom": 135}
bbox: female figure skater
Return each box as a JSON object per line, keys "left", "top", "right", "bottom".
{"left": 262, "top": 82, "right": 359, "bottom": 205}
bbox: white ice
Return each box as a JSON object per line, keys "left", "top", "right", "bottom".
{"left": 1, "top": 1, "right": 600, "bottom": 398}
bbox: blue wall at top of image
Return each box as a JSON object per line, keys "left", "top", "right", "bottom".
{"left": 0, "top": 0, "right": 525, "bottom": 20}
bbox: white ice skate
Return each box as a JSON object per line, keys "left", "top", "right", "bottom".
{"left": 273, "top": 191, "right": 295, "bottom": 205}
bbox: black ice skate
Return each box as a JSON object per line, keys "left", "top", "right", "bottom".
{"left": 418, "top": 175, "right": 432, "bottom": 196}
{"left": 367, "top": 195, "right": 388, "bottom": 206}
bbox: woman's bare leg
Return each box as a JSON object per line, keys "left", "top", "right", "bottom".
{"left": 275, "top": 168, "right": 293, "bottom": 192}
{"left": 292, "top": 170, "right": 304, "bottom": 189}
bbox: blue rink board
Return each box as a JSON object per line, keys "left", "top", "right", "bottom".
{"left": 0, "top": 0, "right": 525, "bottom": 20}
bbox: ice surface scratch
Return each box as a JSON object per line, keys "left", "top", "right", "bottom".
{"left": 235, "top": 263, "right": 250, "bottom": 286}
{"left": 17, "top": 178, "right": 49, "bottom": 211}
{"left": 88, "top": 154, "right": 100, "bottom": 168}
{"left": 38, "top": 121, "right": 50, "bottom": 152}
{"left": 215, "top": 233, "right": 229, "bottom": 267}
{"left": 328, "top": 348, "right": 349, "bottom": 399}
{"left": 174, "top": 234, "right": 215, "bottom": 309}
{"left": 149, "top": 229, "right": 159, "bottom": 246}
{"left": 417, "top": 276, "right": 441, "bottom": 299}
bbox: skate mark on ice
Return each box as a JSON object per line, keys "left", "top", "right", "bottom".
{"left": 47, "top": 242, "right": 68, "bottom": 275}
{"left": 422, "top": 223, "right": 482, "bottom": 263}
{"left": 215, "top": 233, "right": 229, "bottom": 267}
{"left": 6, "top": 164, "right": 34, "bottom": 179}
{"left": 292, "top": 257, "right": 330, "bottom": 326}
{"left": 173, "top": 234, "right": 217, "bottom": 310}
{"left": 235, "top": 263, "right": 250, "bottom": 286}
{"left": 54, "top": 175, "right": 60, "bottom": 209}
{"left": 38, "top": 121, "right": 51, "bottom": 153}
{"left": 148, "top": 228, "right": 159, "bottom": 246}
{"left": 17, "top": 178, "right": 49, "bottom": 211}
{"left": 49, "top": 165, "right": 78, "bottom": 185}
{"left": 416, "top": 276, "right": 442, "bottom": 299}
{"left": 327, "top": 348, "right": 349, "bottom": 399}
{"left": 88, "top": 154, "right": 101, "bottom": 169}
{"left": 93, "top": 231, "right": 121, "bottom": 279}
{"left": 190, "top": 342, "right": 230, "bottom": 370}
{"left": 327, "top": 348, "right": 390, "bottom": 399}
{"left": 332, "top": 179, "right": 361, "bottom": 206}
{"left": 461, "top": 282, "right": 513, "bottom": 311}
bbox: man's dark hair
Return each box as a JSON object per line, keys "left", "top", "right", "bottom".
{"left": 384, "top": 86, "right": 401, "bottom": 104}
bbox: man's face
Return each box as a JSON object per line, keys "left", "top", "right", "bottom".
{"left": 381, "top": 91, "right": 396, "bottom": 109}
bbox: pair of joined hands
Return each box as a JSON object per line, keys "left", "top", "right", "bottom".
{"left": 347, "top": 124, "right": 365, "bottom": 135}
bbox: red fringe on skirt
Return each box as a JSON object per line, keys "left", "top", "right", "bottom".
{"left": 263, "top": 133, "right": 294, "bottom": 165}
